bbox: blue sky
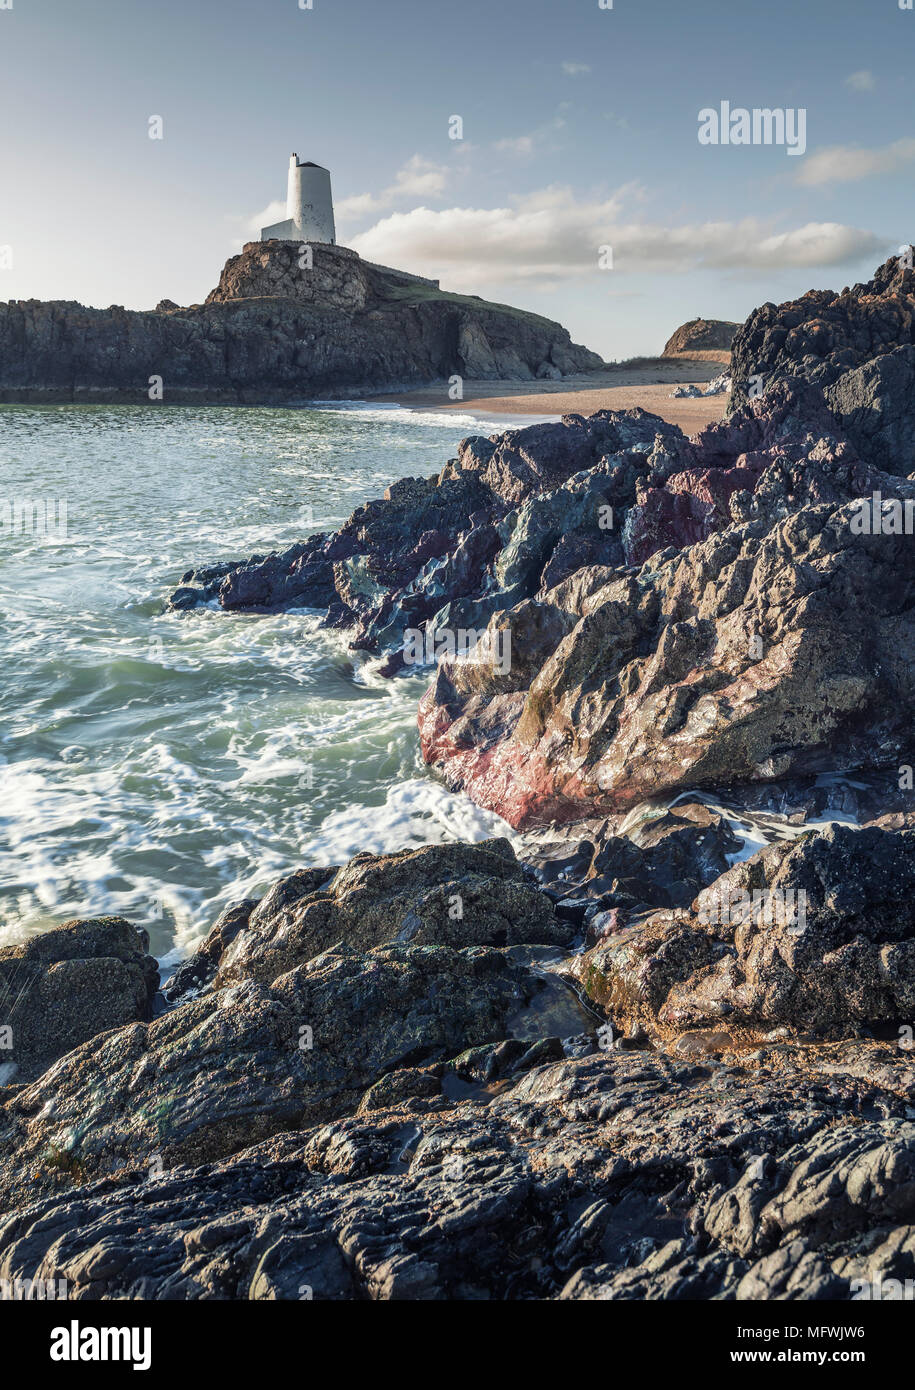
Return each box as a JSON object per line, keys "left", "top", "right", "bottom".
{"left": 1, "top": 0, "right": 912, "bottom": 357}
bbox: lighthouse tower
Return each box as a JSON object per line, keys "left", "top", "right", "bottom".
{"left": 261, "top": 155, "right": 336, "bottom": 244}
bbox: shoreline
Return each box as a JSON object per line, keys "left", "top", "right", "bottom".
{"left": 368, "top": 358, "right": 731, "bottom": 434}
{"left": 0, "top": 359, "right": 732, "bottom": 436}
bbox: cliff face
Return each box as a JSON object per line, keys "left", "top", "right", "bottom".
{"left": 0, "top": 242, "right": 604, "bottom": 404}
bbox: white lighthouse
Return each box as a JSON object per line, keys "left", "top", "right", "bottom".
{"left": 261, "top": 155, "right": 336, "bottom": 244}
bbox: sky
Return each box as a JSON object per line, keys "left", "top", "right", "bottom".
{"left": 0, "top": 0, "right": 912, "bottom": 359}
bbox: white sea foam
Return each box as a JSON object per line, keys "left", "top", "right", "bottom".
{"left": 309, "top": 400, "right": 523, "bottom": 433}
{"left": 303, "top": 777, "right": 518, "bottom": 866}
{"left": 0, "top": 403, "right": 494, "bottom": 960}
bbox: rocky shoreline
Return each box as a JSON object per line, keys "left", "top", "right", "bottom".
{"left": 4, "top": 249, "right": 915, "bottom": 1301}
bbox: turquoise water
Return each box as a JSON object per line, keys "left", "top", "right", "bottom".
{"left": 0, "top": 403, "right": 513, "bottom": 962}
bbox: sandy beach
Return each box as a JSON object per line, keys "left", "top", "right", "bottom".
{"left": 371, "top": 357, "right": 731, "bottom": 435}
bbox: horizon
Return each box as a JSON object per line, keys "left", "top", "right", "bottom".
{"left": 1, "top": 0, "right": 912, "bottom": 358}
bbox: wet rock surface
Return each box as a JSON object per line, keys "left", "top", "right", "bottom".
{"left": 578, "top": 824, "right": 915, "bottom": 1042}
{"left": 0, "top": 842, "right": 593, "bottom": 1216}
{"left": 0, "top": 934, "right": 589, "bottom": 1214}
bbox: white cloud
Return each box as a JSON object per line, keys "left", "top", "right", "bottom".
{"left": 337, "top": 156, "right": 450, "bottom": 221}
{"left": 561, "top": 61, "right": 591, "bottom": 76}
{"left": 244, "top": 198, "right": 286, "bottom": 239}
{"left": 845, "top": 69, "right": 875, "bottom": 91}
{"left": 492, "top": 134, "right": 536, "bottom": 156}
{"left": 490, "top": 114, "right": 568, "bottom": 161}
{"left": 796, "top": 137, "right": 915, "bottom": 186}
{"left": 390, "top": 154, "right": 449, "bottom": 199}
{"left": 349, "top": 193, "right": 883, "bottom": 288}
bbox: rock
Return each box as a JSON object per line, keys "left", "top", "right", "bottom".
{"left": 0, "top": 939, "right": 587, "bottom": 1213}
{"left": 170, "top": 468, "right": 496, "bottom": 632}
{"left": 210, "top": 839, "right": 572, "bottom": 987}
{"left": 163, "top": 899, "right": 259, "bottom": 1003}
{"left": 0, "top": 243, "right": 603, "bottom": 405}
{"left": 2, "top": 1039, "right": 915, "bottom": 1299}
{"left": 825, "top": 344, "right": 915, "bottom": 475}
{"left": 419, "top": 476, "right": 915, "bottom": 827}
{"left": 453, "top": 409, "right": 688, "bottom": 507}
{"left": 662, "top": 318, "right": 740, "bottom": 357}
{"left": 0, "top": 918, "right": 158, "bottom": 1084}
{"left": 729, "top": 248, "right": 915, "bottom": 413}
{"left": 671, "top": 372, "right": 731, "bottom": 398}
{"left": 584, "top": 803, "right": 741, "bottom": 909}
{"left": 578, "top": 824, "right": 915, "bottom": 1040}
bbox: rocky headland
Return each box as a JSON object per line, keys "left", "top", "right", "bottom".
{"left": 4, "top": 248, "right": 915, "bottom": 1302}
{"left": 0, "top": 242, "right": 604, "bottom": 404}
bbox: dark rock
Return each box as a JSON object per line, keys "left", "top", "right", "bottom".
{"left": 825, "top": 344, "right": 915, "bottom": 475}
{"left": 0, "top": 940, "right": 587, "bottom": 1213}
{"left": 0, "top": 918, "right": 158, "bottom": 1084}
{"left": 0, "top": 243, "right": 603, "bottom": 405}
{"left": 578, "top": 825, "right": 915, "bottom": 1040}
{"left": 2, "top": 1040, "right": 915, "bottom": 1300}
{"left": 729, "top": 248, "right": 915, "bottom": 413}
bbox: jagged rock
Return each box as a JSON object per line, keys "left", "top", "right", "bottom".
{"left": 825, "top": 344, "right": 915, "bottom": 475}
{"left": 0, "top": 918, "right": 158, "bottom": 1084}
{"left": 451, "top": 409, "right": 689, "bottom": 506}
{"left": 729, "top": 248, "right": 915, "bottom": 413}
{"left": 2, "top": 1040, "right": 915, "bottom": 1299}
{"left": 170, "top": 468, "right": 496, "bottom": 631}
{"left": 420, "top": 479, "right": 915, "bottom": 827}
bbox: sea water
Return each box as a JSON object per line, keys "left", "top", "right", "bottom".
{"left": 0, "top": 403, "right": 515, "bottom": 964}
